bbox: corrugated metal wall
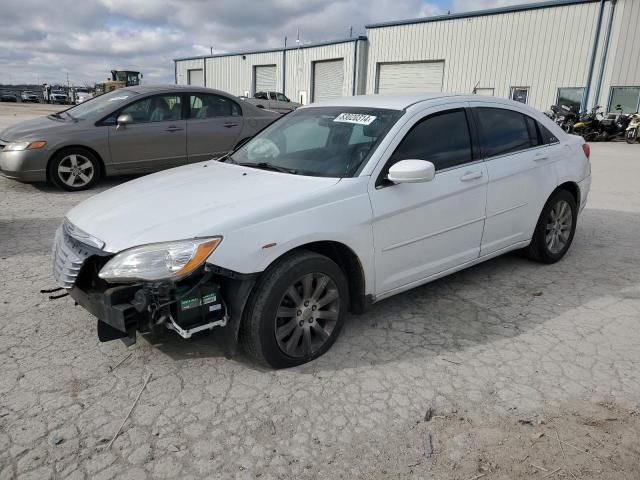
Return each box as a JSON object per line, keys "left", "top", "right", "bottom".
{"left": 175, "top": 58, "right": 204, "bottom": 86}
{"left": 174, "top": 1, "right": 640, "bottom": 112}
{"left": 204, "top": 51, "right": 283, "bottom": 97}
{"left": 365, "top": 1, "right": 607, "bottom": 110}
{"left": 175, "top": 40, "right": 365, "bottom": 104}
{"left": 284, "top": 42, "right": 357, "bottom": 102}
{"left": 598, "top": 0, "right": 640, "bottom": 109}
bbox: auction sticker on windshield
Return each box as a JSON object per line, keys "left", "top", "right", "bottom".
{"left": 334, "top": 113, "right": 377, "bottom": 125}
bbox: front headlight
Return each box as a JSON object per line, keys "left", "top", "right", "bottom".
{"left": 4, "top": 141, "right": 47, "bottom": 151}
{"left": 98, "top": 237, "right": 222, "bottom": 283}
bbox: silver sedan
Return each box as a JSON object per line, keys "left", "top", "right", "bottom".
{"left": 0, "top": 85, "right": 279, "bottom": 191}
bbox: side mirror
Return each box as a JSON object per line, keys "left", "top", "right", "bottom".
{"left": 387, "top": 159, "right": 435, "bottom": 184}
{"left": 116, "top": 113, "right": 133, "bottom": 129}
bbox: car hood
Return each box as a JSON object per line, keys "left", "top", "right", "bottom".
{"left": 66, "top": 161, "right": 341, "bottom": 253}
{"left": 0, "top": 116, "right": 77, "bottom": 141}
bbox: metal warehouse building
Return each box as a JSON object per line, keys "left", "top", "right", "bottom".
{"left": 175, "top": 37, "right": 368, "bottom": 105}
{"left": 175, "top": 0, "right": 640, "bottom": 113}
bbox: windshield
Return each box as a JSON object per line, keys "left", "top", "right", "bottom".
{"left": 63, "top": 89, "right": 139, "bottom": 120}
{"left": 230, "top": 107, "right": 402, "bottom": 177}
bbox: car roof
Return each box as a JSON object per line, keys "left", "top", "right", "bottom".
{"left": 302, "top": 93, "right": 546, "bottom": 114}
{"left": 119, "top": 84, "right": 234, "bottom": 97}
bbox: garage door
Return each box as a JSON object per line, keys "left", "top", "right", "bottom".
{"left": 255, "top": 65, "right": 277, "bottom": 93}
{"left": 187, "top": 69, "right": 204, "bottom": 86}
{"left": 376, "top": 61, "right": 444, "bottom": 93}
{"left": 313, "top": 59, "right": 344, "bottom": 102}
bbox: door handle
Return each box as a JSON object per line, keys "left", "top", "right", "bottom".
{"left": 534, "top": 153, "right": 549, "bottom": 162}
{"left": 165, "top": 126, "right": 183, "bottom": 132}
{"left": 460, "top": 170, "right": 483, "bottom": 182}
{"left": 223, "top": 123, "right": 239, "bottom": 128}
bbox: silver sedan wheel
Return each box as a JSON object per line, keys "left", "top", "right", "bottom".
{"left": 275, "top": 273, "right": 340, "bottom": 358}
{"left": 57, "top": 154, "right": 94, "bottom": 187}
{"left": 545, "top": 199, "right": 573, "bottom": 254}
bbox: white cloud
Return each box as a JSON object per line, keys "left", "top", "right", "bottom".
{"left": 0, "top": 0, "right": 442, "bottom": 86}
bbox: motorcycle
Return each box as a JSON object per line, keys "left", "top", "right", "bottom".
{"left": 596, "top": 109, "right": 631, "bottom": 141}
{"left": 547, "top": 104, "right": 579, "bottom": 133}
{"left": 573, "top": 106, "right": 603, "bottom": 142}
{"left": 626, "top": 113, "right": 640, "bottom": 144}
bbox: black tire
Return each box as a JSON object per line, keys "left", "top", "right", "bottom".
{"left": 48, "top": 148, "right": 101, "bottom": 191}
{"left": 527, "top": 189, "right": 577, "bottom": 264}
{"left": 240, "top": 250, "right": 349, "bottom": 369}
{"left": 626, "top": 130, "right": 637, "bottom": 144}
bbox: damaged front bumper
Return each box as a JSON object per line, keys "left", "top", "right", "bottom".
{"left": 53, "top": 224, "right": 256, "bottom": 354}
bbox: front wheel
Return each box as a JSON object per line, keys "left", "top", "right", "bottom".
{"left": 626, "top": 129, "right": 638, "bottom": 144}
{"left": 240, "top": 250, "right": 349, "bottom": 368}
{"left": 48, "top": 148, "right": 101, "bottom": 191}
{"left": 527, "top": 190, "right": 577, "bottom": 264}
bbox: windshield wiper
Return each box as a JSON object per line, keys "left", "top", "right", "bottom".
{"left": 239, "top": 162, "right": 297, "bottom": 174}
{"left": 49, "top": 112, "right": 63, "bottom": 119}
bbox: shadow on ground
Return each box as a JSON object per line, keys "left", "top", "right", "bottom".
{"left": 126, "top": 207, "right": 640, "bottom": 372}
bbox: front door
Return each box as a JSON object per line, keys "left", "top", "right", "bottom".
{"left": 108, "top": 93, "right": 187, "bottom": 171}
{"left": 370, "top": 105, "right": 488, "bottom": 296}
{"left": 186, "top": 92, "right": 244, "bottom": 163}
{"left": 470, "top": 104, "right": 561, "bottom": 255}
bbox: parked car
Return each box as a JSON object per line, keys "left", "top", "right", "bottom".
{"left": 0, "top": 85, "right": 279, "bottom": 190}
{"left": 47, "top": 90, "right": 69, "bottom": 104}
{"left": 0, "top": 93, "right": 18, "bottom": 102}
{"left": 21, "top": 91, "right": 40, "bottom": 103}
{"left": 52, "top": 93, "right": 591, "bottom": 368}
{"left": 242, "top": 91, "right": 301, "bottom": 113}
{"left": 72, "top": 88, "right": 94, "bottom": 105}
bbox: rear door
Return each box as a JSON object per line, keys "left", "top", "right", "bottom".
{"left": 471, "top": 103, "right": 561, "bottom": 255}
{"left": 108, "top": 93, "right": 186, "bottom": 171}
{"left": 186, "top": 92, "right": 244, "bottom": 163}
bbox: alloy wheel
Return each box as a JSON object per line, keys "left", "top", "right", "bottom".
{"left": 545, "top": 199, "right": 573, "bottom": 254}
{"left": 57, "top": 154, "right": 94, "bottom": 188}
{"left": 274, "top": 273, "right": 340, "bottom": 358}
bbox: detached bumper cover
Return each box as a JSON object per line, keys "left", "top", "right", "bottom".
{"left": 69, "top": 284, "right": 141, "bottom": 334}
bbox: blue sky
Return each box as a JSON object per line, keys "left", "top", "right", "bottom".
{"left": 0, "top": 0, "right": 533, "bottom": 85}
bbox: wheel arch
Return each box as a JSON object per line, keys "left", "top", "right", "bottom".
{"left": 555, "top": 181, "right": 580, "bottom": 210}
{"left": 261, "top": 240, "right": 368, "bottom": 314}
{"left": 46, "top": 145, "right": 106, "bottom": 181}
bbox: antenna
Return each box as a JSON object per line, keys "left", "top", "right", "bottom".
{"left": 472, "top": 80, "right": 480, "bottom": 94}
{"left": 349, "top": 26, "right": 353, "bottom": 37}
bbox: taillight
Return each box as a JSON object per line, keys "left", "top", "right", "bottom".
{"left": 582, "top": 143, "right": 591, "bottom": 159}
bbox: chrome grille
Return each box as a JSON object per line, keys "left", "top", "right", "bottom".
{"left": 52, "top": 221, "right": 107, "bottom": 289}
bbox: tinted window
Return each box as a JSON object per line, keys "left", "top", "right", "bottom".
{"left": 189, "top": 94, "right": 241, "bottom": 119}
{"left": 120, "top": 94, "right": 182, "bottom": 123}
{"left": 254, "top": 91, "right": 268, "bottom": 100}
{"left": 525, "top": 116, "right": 540, "bottom": 147}
{"left": 475, "top": 107, "right": 534, "bottom": 157}
{"left": 539, "top": 123, "right": 559, "bottom": 144}
{"left": 387, "top": 109, "right": 472, "bottom": 172}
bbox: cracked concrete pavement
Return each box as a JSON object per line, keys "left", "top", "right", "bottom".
{"left": 1, "top": 105, "right": 639, "bottom": 479}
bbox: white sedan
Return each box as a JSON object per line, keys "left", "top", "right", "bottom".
{"left": 53, "top": 93, "right": 591, "bottom": 368}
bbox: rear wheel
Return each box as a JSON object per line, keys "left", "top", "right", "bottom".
{"left": 240, "top": 250, "right": 349, "bottom": 368}
{"left": 48, "top": 148, "right": 100, "bottom": 191}
{"left": 527, "top": 189, "right": 577, "bottom": 263}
